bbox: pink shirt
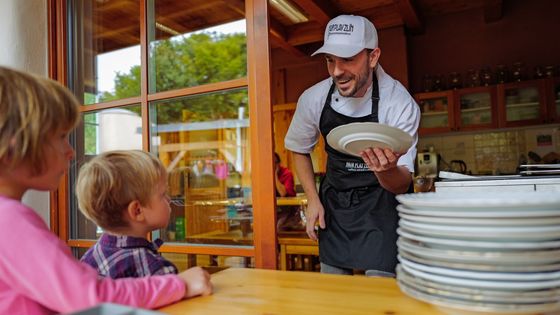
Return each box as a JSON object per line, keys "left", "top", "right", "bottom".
{"left": 0, "top": 196, "right": 185, "bottom": 314}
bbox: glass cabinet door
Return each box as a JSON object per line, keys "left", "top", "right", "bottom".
{"left": 553, "top": 78, "right": 560, "bottom": 122}
{"left": 456, "top": 87, "right": 496, "bottom": 131}
{"left": 416, "top": 91, "right": 454, "bottom": 134}
{"left": 499, "top": 80, "right": 546, "bottom": 127}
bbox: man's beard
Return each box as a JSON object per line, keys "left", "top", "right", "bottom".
{"left": 335, "top": 65, "right": 373, "bottom": 97}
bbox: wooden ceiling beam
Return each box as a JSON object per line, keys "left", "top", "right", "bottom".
{"left": 269, "top": 18, "right": 308, "bottom": 58}
{"left": 484, "top": 0, "right": 503, "bottom": 23}
{"left": 221, "top": 0, "right": 245, "bottom": 16}
{"left": 286, "top": 21, "right": 323, "bottom": 46}
{"left": 393, "top": 0, "right": 423, "bottom": 34}
{"left": 295, "top": 0, "right": 337, "bottom": 25}
{"left": 223, "top": 0, "right": 306, "bottom": 57}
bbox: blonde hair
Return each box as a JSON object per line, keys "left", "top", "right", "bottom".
{"left": 0, "top": 67, "right": 80, "bottom": 174}
{"left": 76, "top": 150, "right": 167, "bottom": 230}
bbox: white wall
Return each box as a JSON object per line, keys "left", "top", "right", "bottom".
{"left": 0, "top": 0, "right": 50, "bottom": 224}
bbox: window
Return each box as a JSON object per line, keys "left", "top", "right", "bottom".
{"left": 58, "top": 0, "right": 275, "bottom": 269}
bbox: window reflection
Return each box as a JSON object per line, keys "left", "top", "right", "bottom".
{"left": 150, "top": 89, "right": 252, "bottom": 246}
{"left": 70, "top": 105, "right": 142, "bottom": 240}
{"left": 161, "top": 253, "right": 253, "bottom": 272}
{"left": 149, "top": 0, "right": 247, "bottom": 92}
{"left": 68, "top": 0, "right": 141, "bottom": 104}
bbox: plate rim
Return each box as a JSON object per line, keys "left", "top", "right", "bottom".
{"left": 326, "top": 122, "right": 413, "bottom": 157}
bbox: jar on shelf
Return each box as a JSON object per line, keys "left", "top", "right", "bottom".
{"left": 544, "top": 65, "right": 557, "bottom": 78}
{"left": 511, "top": 62, "right": 527, "bottom": 82}
{"left": 495, "top": 64, "right": 509, "bottom": 83}
{"left": 466, "top": 69, "right": 480, "bottom": 87}
{"left": 480, "top": 66, "right": 493, "bottom": 86}
{"left": 448, "top": 72, "right": 462, "bottom": 89}
{"left": 533, "top": 65, "right": 545, "bottom": 79}
{"left": 422, "top": 74, "right": 433, "bottom": 92}
{"left": 432, "top": 74, "right": 446, "bottom": 91}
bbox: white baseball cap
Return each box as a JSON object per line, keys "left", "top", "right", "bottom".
{"left": 312, "top": 15, "right": 378, "bottom": 58}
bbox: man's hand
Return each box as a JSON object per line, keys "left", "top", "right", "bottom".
{"left": 305, "top": 198, "right": 325, "bottom": 241}
{"left": 360, "top": 147, "right": 401, "bottom": 173}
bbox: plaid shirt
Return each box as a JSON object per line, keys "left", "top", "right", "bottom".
{"left": 81, "top": 233, "right": 178, "bottom": 278}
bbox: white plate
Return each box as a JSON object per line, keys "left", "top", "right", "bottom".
{"left": 399, "top": 219, "right": 560, "bottom": 241}
{"left": 326, "top": 122, "right": 413, "bottom": 157}
{"left": 396, "top": 191, "right": 560, "bottom": 211}
{"left": 397, "top": 267, "right": 560, "bottom": 304}
{"left": 398, "top": 249, "right": 560, "bottom": 272}
{"left": 397, "top": 228, "right": 560, "bottom": 250}
{"left": 397, "top": 238, "right": 560, "bottom": 266}
{"left": 397, "top": 204, "right": 560, "bottom": 219}
{"left": 398, "top": 211, "right": 560, "bottom": 226}
{"left": 400, "top": 262, "right": 560, "bottom": 291}
{"left": 397, "top": 272, "right": 560, "bottom": 315}
{"left": 399, "top": 256, "right": 560, "bottom": 282}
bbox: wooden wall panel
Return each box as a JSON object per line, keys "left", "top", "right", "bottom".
{"left": 408, "top": 0, "right": 560, "bottom": 93}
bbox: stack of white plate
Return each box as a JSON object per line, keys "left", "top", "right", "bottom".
{"left": 395, "top": 191, "right": 560, "bottom": 315}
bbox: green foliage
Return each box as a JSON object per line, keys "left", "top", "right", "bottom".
{"left": 99, "top": 32, "right": 248, "bottom": 124}
{"left": 83, "top": 112, "right": 98, "bottom": 154}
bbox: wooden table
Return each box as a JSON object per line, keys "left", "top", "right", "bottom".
{"left": 276, "top": 195, "right": 307, "bottom": 206}
{"left": 159, "top": 268, "right": 443, "bottom": 315}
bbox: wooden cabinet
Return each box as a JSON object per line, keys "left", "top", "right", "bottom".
{"left": 545, "top": 77, "right": 560, "bottom": 123}
{"left": 415, "top": 91, "right": 455, "bottom": 135}
{"left": 497, "top": 79, "right": 547, "bottom": 127}
{"left": 416, "top": 88, "right": 497, "bottom": 135}
{"left": 415, "top": 78, "right": 556, "bottom": 135}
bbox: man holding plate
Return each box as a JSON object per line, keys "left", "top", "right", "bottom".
{"left": 284, "top": 15, "right": 420, "bottom": 276}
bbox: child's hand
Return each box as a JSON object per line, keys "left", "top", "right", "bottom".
{"left": 178, "top": 266, "right": 213, "bottom": 298}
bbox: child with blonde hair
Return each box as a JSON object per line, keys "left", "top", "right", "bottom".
{"left": 77, "top": 150, "right": 179, "bottom": 278}
{"left": 0, "top": 66, "right": 212, "bottom": 315}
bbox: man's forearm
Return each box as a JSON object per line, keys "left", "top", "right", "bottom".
{"left": 292, "top": 152, "right": 319, "bottom": 202}
{"left": 375, "top": 166, "right": 412, "bottom": 194}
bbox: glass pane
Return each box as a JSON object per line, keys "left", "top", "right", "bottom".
{"left": 162, "top": 253, "right": 253, "bottom": 272}
{"left": 68, "top": 0, "right": 141, "bottom": 105}
{"left": 148, "top": 0, "right": 247, "bottom": 93}
{"left": 505, "top": 86, "right": 540, "bottom": 122}
{"left": 555, "top": 81, "right": 560, "bottom": 117}
{"left": 69, "top": 105, "right": 142, "bottom": 240}
{"left": 460, "top": 92, "right": 492, "bottom": 126}
{"left": 418, "top": 97, "right": 449, "bottom": 129}
{"left": 149, "top": 89, "right": 252, "bottom": 246}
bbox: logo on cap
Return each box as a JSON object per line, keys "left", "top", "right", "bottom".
{"left": 327, "top": 23, "right": 354, "bottom": 37}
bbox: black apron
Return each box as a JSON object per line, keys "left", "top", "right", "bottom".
{"left": 317, "top": 77, "right": 400, "bottom": 272}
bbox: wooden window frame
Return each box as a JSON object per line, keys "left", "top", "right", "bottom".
{"left": 47, "top": 0, "right": 277, "bottom": 269}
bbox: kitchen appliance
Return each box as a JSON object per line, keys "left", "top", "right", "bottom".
{"left": 417, "top": 151, "right": 438, "bottom": 177}
{"left": 449, "top": 160, "right": 467, "bottom": 174}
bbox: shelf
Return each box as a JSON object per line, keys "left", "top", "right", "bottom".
{"left": 505, "top": 102, "right": 539, "bottom": 108}
{"left": 422, "top": 110, "right": 448, "bottom": 116}
{"left": 461, "top": 106, "right": 491, "bottom": 113}
{"left": 193, "top": 198, "right": 244, "bottom": 206}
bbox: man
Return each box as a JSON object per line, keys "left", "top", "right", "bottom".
{"left": 274, "top": 152, "right": 296, "bottom": 197}
{"left": 284, "top": 15, "right": 420, "bottom": 276}
{"left": 274, "top": 152, "right": 301, "bottom": 231}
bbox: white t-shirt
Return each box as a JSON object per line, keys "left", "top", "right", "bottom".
{"left": 284, "top": 65, "right": 420, "bottom": 173}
